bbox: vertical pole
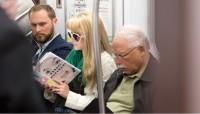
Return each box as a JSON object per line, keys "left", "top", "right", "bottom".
{"left": 122, "top": 0, "right": 124, "bottom": 25}
{"left": 112, "top": 0, "right": 115, "bottom": 38}
{"left": 147, "top": 0, "right": 160, "bottom": 61}
{"left": 92, "top": 0, "right": 105, "bottom": 113}
{"left": 63, "top": 0, "right": 68, "bottom": 40}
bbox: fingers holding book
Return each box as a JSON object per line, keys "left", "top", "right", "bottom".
{"left": 50, "top": 80, "right": 70, "bottom": 99}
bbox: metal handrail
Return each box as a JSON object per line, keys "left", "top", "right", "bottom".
{"left": 15, "top": 8, "right": 31, "bottom": 21}
{"left": 92, "top": 0, "right": 105, "bottom": 113}
{"left": 26, "top": 31, "right": 32, "bottom": 37}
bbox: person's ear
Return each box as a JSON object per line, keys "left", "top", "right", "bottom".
{"left": 137, "top": 46, "right": 145, "bottom": 52}
{"left": 137, "top": 46, "right": 146, "bottom": 58}
{"left": 52, "top": 18, "right": 57, "bottom": 25}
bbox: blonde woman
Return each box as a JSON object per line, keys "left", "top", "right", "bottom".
{"left": 48, "top": 11, "right": 117, "bottom": 111}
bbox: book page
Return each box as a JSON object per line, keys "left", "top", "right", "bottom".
{"left": 34, "top": 52, "right": 81, "bottom": 86}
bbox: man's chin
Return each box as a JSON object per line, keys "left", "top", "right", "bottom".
{"left": 34, "top": 37, "right": 48, "bottom": 44}
{"left": 36, "top": 40, "right": 46, "bottom": 44}
{"left": 118, "top": 68, "right": 131, "bottom": 75}
{"left": 123, "top": 71, "right": 132, "bottom": 76}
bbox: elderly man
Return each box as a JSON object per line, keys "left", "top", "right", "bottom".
{"left": 83, "top": 26, "right": 155, "bottom": 113}
{"left": 29, "top": 5, "right": 72, "bottom": 65}
{"left": 105, "top": 25, "right": 154, "bottom": 113}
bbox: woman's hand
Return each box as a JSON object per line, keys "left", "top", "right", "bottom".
{"left": 42, "top": 78, "right": 55, "bottom": 92}
{"left": 51, "top": 80, "right": 69, "bottom": 98}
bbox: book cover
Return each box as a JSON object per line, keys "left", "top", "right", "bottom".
{"left": 33, "top": 52, "right": 81, "bottom": 86}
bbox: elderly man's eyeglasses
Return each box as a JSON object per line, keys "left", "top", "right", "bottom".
{"left": 67, "top": 30, "right": 81, "bottom": 42}
{"left": 114, "top": 47, "right": 138, "bottom": 59}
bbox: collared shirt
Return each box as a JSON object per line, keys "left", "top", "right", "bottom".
{"left": 107, "top": 60, "right": 149, "bottom": 113}
{"left": 34, "top": 33, "right": 59, "bottom": 59}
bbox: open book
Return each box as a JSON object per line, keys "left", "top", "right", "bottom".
{"left": 33, "top": 52, "right": 81, "bottom": 86}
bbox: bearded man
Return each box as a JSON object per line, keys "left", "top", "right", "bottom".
{"left": 29, "top": 5, "right": 72, "bottom": 65}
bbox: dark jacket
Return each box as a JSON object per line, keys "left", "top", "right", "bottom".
{"left": 31, "top": 34, "right": 72, "bottom": 112}
{"left": 83, "top": 57, "right": 157, "bottom": 113}
{"left": 0, "top": 8, "right": 46, "bottom": 112}
{"left": 32, "top": 34, "right": 72, "bottom": 64}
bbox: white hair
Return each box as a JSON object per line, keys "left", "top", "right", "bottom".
{"left": 114, "top": 25, "right": 150, "bottom": 51}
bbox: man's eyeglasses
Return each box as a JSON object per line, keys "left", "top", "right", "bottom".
{"left": 67, "top": 30, "right": 81, "bottom": 42}
{"left": 114, "top": 46, "right": 138, "bottom": 59}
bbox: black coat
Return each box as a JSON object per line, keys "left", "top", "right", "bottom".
{"left": 83, "top": 57, "right": 157, "bottom": 113}
{"left": 0, "top": 8, "right": 46, "bottom": 112}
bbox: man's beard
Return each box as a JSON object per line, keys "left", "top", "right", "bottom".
{"left": 33, "top": 27, "right": 54, "bottom": 44}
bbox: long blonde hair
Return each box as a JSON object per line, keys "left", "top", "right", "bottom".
{"left": 66, "top": 11, "right": 112, "bottom": 90}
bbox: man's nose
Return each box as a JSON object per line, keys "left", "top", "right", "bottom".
{"left": 114, "top": 57, "right": 122, "bottom": 66}
{"left": 35, "top": 26, "right": 42, "bottom": 32}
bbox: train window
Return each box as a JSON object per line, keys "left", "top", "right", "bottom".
{"left": 122, "top": 0, "right": 159, "bottom": 60}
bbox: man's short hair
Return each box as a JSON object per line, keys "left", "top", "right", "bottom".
{"left": 28, "top": 5, "right": 56, "bottom": 19}
{"left": 115, "top": 25, "right": 150, "bottom": 50}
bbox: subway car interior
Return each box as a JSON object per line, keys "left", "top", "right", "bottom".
{"left": 0, "top": 0, "right": 200, "bottom": 113}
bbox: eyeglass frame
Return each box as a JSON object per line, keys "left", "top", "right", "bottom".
{"left": 114, "top": 46, "right": 139, "bottom": 59}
